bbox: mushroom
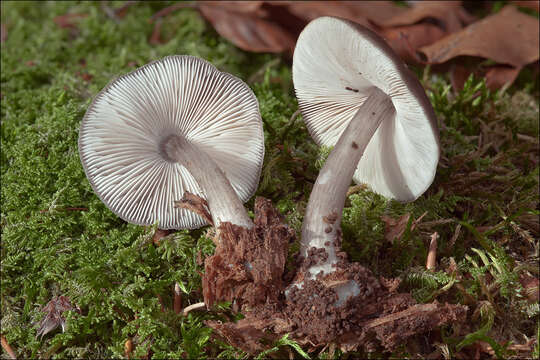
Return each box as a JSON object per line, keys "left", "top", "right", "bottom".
{"left": 79, "top": 55, "right": 264, "bottom": 230}
{"left": 292, "top": 17, "right": 439, "bottom": 300}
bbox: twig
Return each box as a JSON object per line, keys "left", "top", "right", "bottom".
{"left": 1, "top": 335, "right": 17, "bottom": 359}
{"left": 426, "top": 232, "right": 438, "bottom": 271}
{"left": 182, "top": 302, "right": 206, "bottom": 316}
{"left": 124, "top": 339, "right": 133, "bottom": 359}
{"left": 174, "top": 283, "right": 182, "bottom": 314}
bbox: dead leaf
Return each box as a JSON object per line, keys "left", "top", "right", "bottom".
{"left": 380, "top": 23, "right": 446, "bottom": 63}
{"left": 419, "top": 6, "right": 540, "bottom": 68}
{"left": 382, "top": 213, "right": 411, "bottom": 243}
{"left": 484, "top": 65, "right": 522, "bottom": 90}
{"left": 36, "top": 296, "right": 78, "bottom": 339}
{"left": 282, "top": 1, "right": 405, "bottom": 29}
{"left": 381, "top": 212, "right": 427, "bottom": 243}
{"left": 511, "top": 1, "right": 540, "bottom": 12}
{"left": 376, "top": 1, "right": 475, "bottom": 33}
{"left": 198, "top": 2, "right": 295, "bottom": 53}
{"left": 450, "top": 63, "right": 522, "bottom": 92}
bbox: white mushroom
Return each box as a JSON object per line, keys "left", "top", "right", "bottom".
{"left": 292, "top": 17, "right": 439, "bottom": 300}
{"left": 79, "top": 55, "right": 264, "bottom": 230}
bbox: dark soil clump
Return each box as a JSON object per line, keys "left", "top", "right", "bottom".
{"left": 202, "top": 197, "right": 467, "bottom": 354}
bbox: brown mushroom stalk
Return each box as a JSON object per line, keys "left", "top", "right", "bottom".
{"left": 162, "top": 134, "right": 253, "bottom": 229}
{"left": 297, "top": 87, "right": 395, "bottom": 299}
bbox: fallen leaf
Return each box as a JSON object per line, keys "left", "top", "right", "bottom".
{"left": 380, "top": 23, "right": 446, "bottom": 63}
{"left": 198, "top": 2, "right": 295, "bottom": 53}
{"left": 511, "top": 0, "right": 540, "bottom": 12}
{"left": 484, "top": 65, "right": 522, "bottom": 90}
{"left": 282, "top": 1, "right": 405, "bottom": 29}
{"left": 382, "top": 213, "right": 411, "bottom": 243}
{"left": 382, "top": 212, "right": 427, "bottom": 243}
{"left": 376, "top": 1, "right": 475, "bottom": 33}
{"left": 418, "top": 6, "right": 539, "bottom": 68}
{"left": 36, "top": 296, "right": 78, "bottom": 338}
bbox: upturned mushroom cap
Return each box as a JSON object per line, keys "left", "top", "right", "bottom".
{"left": 79, "top": 55, "right": 264, "bottom": 229}
{"left": 293, "top": 16, "right": 439, "bottom": 201}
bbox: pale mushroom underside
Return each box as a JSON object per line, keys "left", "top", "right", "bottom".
{"left": 293, "top": 17, "right": 439, "bottom": 201}
{"left": 79, "top": 55, "right": 264, "bottom": 229}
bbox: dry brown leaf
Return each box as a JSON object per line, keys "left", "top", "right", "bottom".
{"left": 511, "top": 0, "right": 540, "bottom": 12}
{"left": 377, "top": 1, "right": 475, "bottom": 33}
{"left": 201, "top": 1, "right": 263, "bottom": 13}
{"left": 283, "top": 1, "right": 405, "bottom": 29}
{"left": 380, "top": 23, "right": 446, "bottom": 63}
{"left": 198, "top": 2, "right": 295, "bottom": 53}
{"left": 382, "top": 213, "right": 411, "bottom": 243}
{"left": 382, "top": 212, "right": 427, "bottom": 243}
{"left": 419, "top": 6, "right": 540, "bottom": 68}
{"left": 484, "top": 65, "right": 522, "bottom": 90}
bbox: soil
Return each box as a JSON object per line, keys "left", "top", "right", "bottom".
{"left": 199, "top": 196, "right": 468, "bottom": 354}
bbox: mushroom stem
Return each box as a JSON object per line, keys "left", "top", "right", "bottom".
{"left": 162, "top": 135, "right": 253, "bottom": 229}
{"left": 301, "top": 87, "right": 395, "bottom": 277}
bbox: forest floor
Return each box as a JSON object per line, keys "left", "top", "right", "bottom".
{"left": 1, "top": 1, "right": 538, "bottom": 359}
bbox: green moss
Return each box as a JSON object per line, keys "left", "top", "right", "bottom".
{"left": 1, "top": 1, "right": 538, "bottom": 358}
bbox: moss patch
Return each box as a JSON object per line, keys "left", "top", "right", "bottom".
{"left": 1, "top": 2, "right": 538, "bottom": 358}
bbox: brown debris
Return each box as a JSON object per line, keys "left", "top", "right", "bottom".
{"left": 204, "top": 199, "right": 467, "bottom": 354}
{"left": 202, "top": 197, "right": 295, "bottom": 309}
{"left": 381, "top": 211, "right": 427, "bottom": 244}
{"left": 152, "top": 228, "right": 171, "bottom": 246}
{"left": 376, "top": 1, "right": 475, "bottom": 33}
{"left": 174, "top": 192, "right": 213, "bottom": 226}
{"left": 282, "top": 1, "right": 405, "bottom": 29}
{"left": 426, "top": 232, "right": 438, "bottom": 271}
{"left": 0, "top": 335, "right": 17, "bottom": 359}
{"left": 124, "top": 339, "right": 133, "bottom": 359}
{"left": 36, "top": 296, "right": 79, "bottom": 338}
{"left": 419, "top": 6, "right": 539, "bottom": 68}
{"left": 198, "top": 2, "right": 295, "bottom": 54}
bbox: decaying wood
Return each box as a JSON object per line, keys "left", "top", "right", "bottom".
{"left": 203, "top": 197, "right": 468, "bottom": 354}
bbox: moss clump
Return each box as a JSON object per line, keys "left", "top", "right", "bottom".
{"left": 2, "top": 1, "right": 538, "bottom": 358}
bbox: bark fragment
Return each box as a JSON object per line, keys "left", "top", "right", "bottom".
{"left": 202, "top": 199, "right": 468, "bottom": 354}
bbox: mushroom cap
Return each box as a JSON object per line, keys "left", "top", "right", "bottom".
{"left": 293, "top": 16, "right": 439, "bottom": 202}
{"left": 79, "top": 55, "right": 264, "bottom": 229}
